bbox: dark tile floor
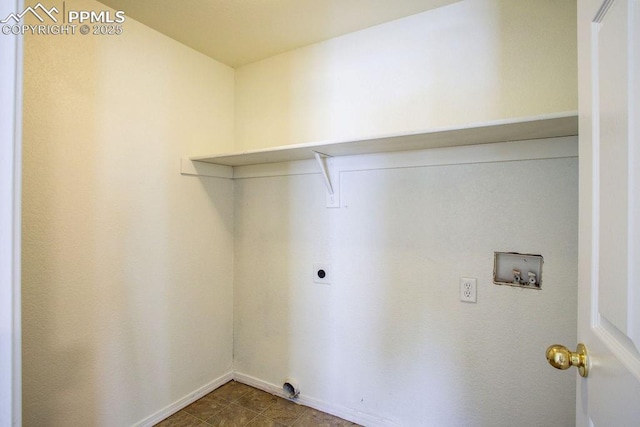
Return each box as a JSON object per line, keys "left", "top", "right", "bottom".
{"left": 155, "top": 380, "right": 362, "bottom": 427}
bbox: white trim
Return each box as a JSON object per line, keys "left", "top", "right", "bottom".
{"left": 231, "top": 136, "right": 578, "bottom": 180}
{"left": 0, "top": 0, "right": 23, "bottom": 425}
{"left": 233, "top": 372, "right": 400, "bottom": 427}
{"left": 190, "top": 111, "right": 578, "bottom": 167}
{"left": 233, "top": 159, "right": 318, "bottom": 179}
{"left": 187, "top": 137, "right": 579, "bottom": 181}
{"left": 132, "top": 370, "right": 234, "bottom": 427}
{"left": 180, "top": 157, "right": 233, "bottom": 179}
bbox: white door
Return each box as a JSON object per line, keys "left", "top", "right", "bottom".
{"left": 576, "top": 0, "right": 640, "bottom": 425}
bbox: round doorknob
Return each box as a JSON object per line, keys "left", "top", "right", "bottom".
{"left": 545, "top": 343, "right": 589, "bottom": 377}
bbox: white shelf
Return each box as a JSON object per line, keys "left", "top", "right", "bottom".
{"left": 190, "top": 111, "right": 578, "bottom": 167}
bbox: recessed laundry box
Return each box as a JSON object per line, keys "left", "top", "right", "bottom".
{"left": 493, "top": 252, "right": 543, "bottom": 289}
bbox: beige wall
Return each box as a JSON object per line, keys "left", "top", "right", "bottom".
{"left": 21, "top": 1, "right": 235, "bottom": 425}
{"left": 235, "top": 0, "right": 577, "bottom": 151}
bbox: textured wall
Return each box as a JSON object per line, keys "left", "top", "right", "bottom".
{"left": 235, "top": 0, "right": 577, "bottom": 151}
{"left": 21, "top": 1, "right": 235, "bottom": 425}
{"left": 20, "top": 0, "right": 580, "bottom": 425}
{"left": 233, "top": 148, "right": 578, "bottom": 426}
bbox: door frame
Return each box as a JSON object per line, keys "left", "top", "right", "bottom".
{"left": 0, "top": 0, "right": 23, "bottom": 425}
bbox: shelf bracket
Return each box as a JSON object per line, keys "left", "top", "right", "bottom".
{"left": 313, "top": 151, "right": 340, "bottom": 208}
{"left": 313, "top": 151, "right": 333, "bottom": 194}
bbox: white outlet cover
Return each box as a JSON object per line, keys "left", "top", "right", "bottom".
{"left": 460, "top": 277, "right": 477, "bottom": 303}
{"left": 314, "top": 263, "right": 331, "bottom": 284}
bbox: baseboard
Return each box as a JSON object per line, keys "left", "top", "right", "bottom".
{"left": 233, "top": 372, "right": 399, "bottom": 427}
{"left": 133, "top": 369, "right": 399, "bottom": 427}
{"left": 133, "top": 370, "right": 234, "bottom": 427}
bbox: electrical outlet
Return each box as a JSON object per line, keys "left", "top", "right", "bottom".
{"left": 460, "top": 277, "right": 477, "bottom": 303}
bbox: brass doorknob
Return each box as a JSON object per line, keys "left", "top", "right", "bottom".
{"left": 545, "top": 343, "right": 589, "bottom": 377}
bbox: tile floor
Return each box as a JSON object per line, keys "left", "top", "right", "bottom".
{"left": 155, "top": 380, "right": 362, "bottom": 427}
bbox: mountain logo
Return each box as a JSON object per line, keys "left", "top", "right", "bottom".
{"left": 1, "top": 3, "right": 59, "bottom": 23}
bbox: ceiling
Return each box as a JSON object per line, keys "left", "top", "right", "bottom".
{"left": 99, "top": 0, "right": 459, "bottom": 68}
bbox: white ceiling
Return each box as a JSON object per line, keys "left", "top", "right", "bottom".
{"left": 99, "top": 0, "right": 459, "bottom": 68}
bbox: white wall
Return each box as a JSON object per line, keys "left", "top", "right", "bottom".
{"left": 233, "top": 142, "right": 578, "bottom": 426}
{"left": 20, "top": 0, "right": 579, "bottom": 425}
{"left": 232, "top": 8, "right": 579, "bottom": 422}
{"left": 235, "top": 0, "right": 577, "bottom": 152}
{"left": 21, "top": 1, "right": 235, "bottom": 425}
